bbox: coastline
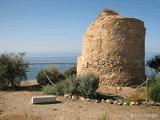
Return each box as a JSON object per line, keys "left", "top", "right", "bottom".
{"left": 20, "top": 79, "right": 38, "bottom": 86}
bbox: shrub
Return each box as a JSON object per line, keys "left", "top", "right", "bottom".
{"left": 63, "top": 76, "right": 79, "bottom": 95}
{"left": 148, "top": 74, "right": 157, "bottom": 85}
{"left": 149, "top": 78, "right": 160, "bottom": 102}
{"left": 121, "top": 98, "right": 130, "bottom": 105}
{"left": 63, "top": 66, "right": 77, "bottom": 78}
{"left": 55, "top": 81, "right": 65, "bottom": 95}
{"left": 43, "top": 85, "right": 56, "bottom": 95}
{"left": 147, "top": 55, "right": 160, "bottom": 73}
{"left": 0, "top": 52, "right": 28, "bottom": 89}
{"left": 43, "top": 82, "right": 65, "bottom": 95}
{"left": 137, "top": 87, "right": 145, "bottom": 92}
{"left": 0, "top": 81, "right": 5, "bottom": 90}
{"left": 43, "top": 76, "right": 79, "bottom": 95}
{"left": 43, "top": 73, "right": 99, "bottom": 98}
{"left": 78, "top": 74, "right": 99, "bottom": 98}
{"left": 37, "top": 66, "right": 63, "bottom": 86}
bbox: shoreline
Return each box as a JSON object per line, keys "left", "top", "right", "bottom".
{"left": 20, "top": 79, "right": 38, "bottom": 86}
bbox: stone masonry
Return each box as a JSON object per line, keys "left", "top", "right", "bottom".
{"left": 77, "top": 9, "right": 146, "bottom": 86}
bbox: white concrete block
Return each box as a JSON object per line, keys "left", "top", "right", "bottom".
{"left": 31, "top": 96, "right": 56, "bottom": 104}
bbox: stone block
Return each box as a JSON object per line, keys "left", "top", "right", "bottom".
{"left": 31, "top": 96, "right": 56, "bottom": 104}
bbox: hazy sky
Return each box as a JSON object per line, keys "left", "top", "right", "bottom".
{"left": 0, "top": 0, "right": 160, "bottom": 56}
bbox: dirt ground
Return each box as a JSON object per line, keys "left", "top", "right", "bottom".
{"left": 0, "top": 85, "right": 160, "bottom": 120}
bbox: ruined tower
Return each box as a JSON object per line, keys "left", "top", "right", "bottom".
{"left": 77, "top": 9, "right": 146, "bottom": 86}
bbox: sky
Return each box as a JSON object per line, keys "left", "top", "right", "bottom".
{"left": 0, "top": 0, "right": 160, "bottom": 57}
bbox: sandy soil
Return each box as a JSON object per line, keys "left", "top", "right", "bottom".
{"left": 0, "top": 86, "right": 160, "bottom": 120}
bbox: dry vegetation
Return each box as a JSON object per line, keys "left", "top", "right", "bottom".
{"left": 0, "top": 84, "right": 160, "bottom": 120}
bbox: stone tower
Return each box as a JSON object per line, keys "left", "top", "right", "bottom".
{"left": 77, "top": 9, "right": 146, "bottom": 86}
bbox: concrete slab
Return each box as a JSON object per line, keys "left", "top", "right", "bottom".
{"left": 31, "top": 96, "right": 56, "bottom": 104}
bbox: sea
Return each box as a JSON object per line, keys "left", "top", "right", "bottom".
{"left": 24, "top": 55, "right": 157, "bottom": 80}
{"left": 24, "top": 56, "right": 78, "bottom": 80}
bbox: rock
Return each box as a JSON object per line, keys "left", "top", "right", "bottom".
{"left": 117, "top": 100, "right": 123, "bottom": 105}
{"left": 117, "top": 100, "right": 122, "bottom": 103}
{"left": 130, "top": 102, "right": 136, "bottom": 105}
{"left": 113, "top": 101, "right": 118, "bottom": 105}
{"left": 106, "top": 99, "right": 113, "bottom": 104}
{"left": 117, "top": 102, "right": 123, "bottom": 106}
{"left": 95, "top": 99, "right": 100, "bottom": 103}
{"left": 90, "top": 99, "right": 94, "bottom": 102}
{"left": 116, "top": 87, "right": 122, "bottom": 90}
{"left": 149, "top": 101, "right": 155, "bottom": 105}
{"left": 85, "top": 98, "right": 91, "bottom": 102}
{"left": 154, "top": 103, "right": 160, "bottom": 106}
{"left": 64, "top": 94, "right": 71, "bottom": 98}
{"left": 68, "top": 96, "right": 72, "bottom": 99}
{"left": 77, "top": 8, "right": 146, "bottom": 86}
{"left": 79, "top": 97, "right": 85, "bottom": 102}
{"left": 71, "top": 96, "right": 78, "bottom": 100}
{"left": 123, "top": 102, "right": 128, "bottom": 105}
{"left": 31, "top": 96, "right": 56, "bottom": 104}
{"left": 101, "top": 99, "right": 106, "bottom": 103}
{"left": 106, "top": 99, "right": 111, "bottom": 102}
{"left": 92, "top": 99, "right": 97, "bottom": 102}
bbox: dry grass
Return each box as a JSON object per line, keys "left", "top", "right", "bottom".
{"left": 128, "top": 88, "right": 147, "bottom": 102}
{"left": 97, "top": 112, "right": 111, "bottom": 120}
{"left": 0, "top": 114, "right": 41, "bottom": 120}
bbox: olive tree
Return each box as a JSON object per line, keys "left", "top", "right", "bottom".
{"left": 147, "top": 55, "right": 160, "bottom": 73}
{"left": 0, "top": 52, "right": 29, "bottom": 89}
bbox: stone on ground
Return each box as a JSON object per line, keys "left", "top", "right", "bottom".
{"left": 31, "top": 96, "right": 56, "bottom": 104}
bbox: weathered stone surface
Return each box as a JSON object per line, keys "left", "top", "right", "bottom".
{"left": 79, "top": 96, "right": 86, "bottom": 101}
{"left": 71, "top": 95, "right": 78, "bottom": 101}
{"left": 85, "top": 98, "right": 91, "bottom": 102}
{"left": 130, "top": 102, "right": 136, "bottom": 105}
{"left": 77, "top": 8, "right": 146, "bottom": 86}
{"left": 116, "top": 87, "right": 122, "bottom": 90}
{"left": 123, "top": 102, "right": 128, "bottom": 105}
{"left": 31, "top": 96, "right": 56, "bottom": 104}
{"left": 113, "top": 100, "right": 118, "bottom": 105}
{"left": 101, "top": 99, "right": 106, "bottom": 103}
{"left": 64, "top": 94, "right": 71, "bottom": 98}
{"left": 106, "top": 99, "right": 113, "bottom": 104}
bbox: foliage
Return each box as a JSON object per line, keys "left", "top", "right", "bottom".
{"left": 0, "top": 81, "right": 5, "bottom": 90}
{"left": 121, "top": 98, "right": 130, "bottom": 105}
{"left": 43, "top": 85, "right": 57, "bottom": 95}
{"left": 63, "top": 75, "right": 80, "bottom": 95}
{"left": 37, "top": 66, "right": 63, "bottom": 86}
{"left": 149, "top": 77, "right": 160, "bottom": 102}
{"left": 147, "top": 55, "right": 160, "bottom": 73}
{"left": 63, "top": 66, "right": 77, "bottom": 78}
{"left": 43, "top": 73, "right": 99, "bottom": 98}
{"left": 55, "top": 81, "right": 65, "bottom": 95}
{"left": 43, "top": 76, "right": 80, "bottom": 96}
{"left": 43, "top": 81, "right": 65, "bottom": 95}
{"left": 115, "top": 96, "right": 130, "bottom": 105}
{"left": 137, "top": 87, "right": 145, "bottom": 92}
{"left": 78, "top": 74, "right": 99, "bottom": 98}
{"left": 148, "top": 73, "right": 160, "bottom": 86}
{"left": 0, "top": 52, "right": 28, "bottom": 89}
